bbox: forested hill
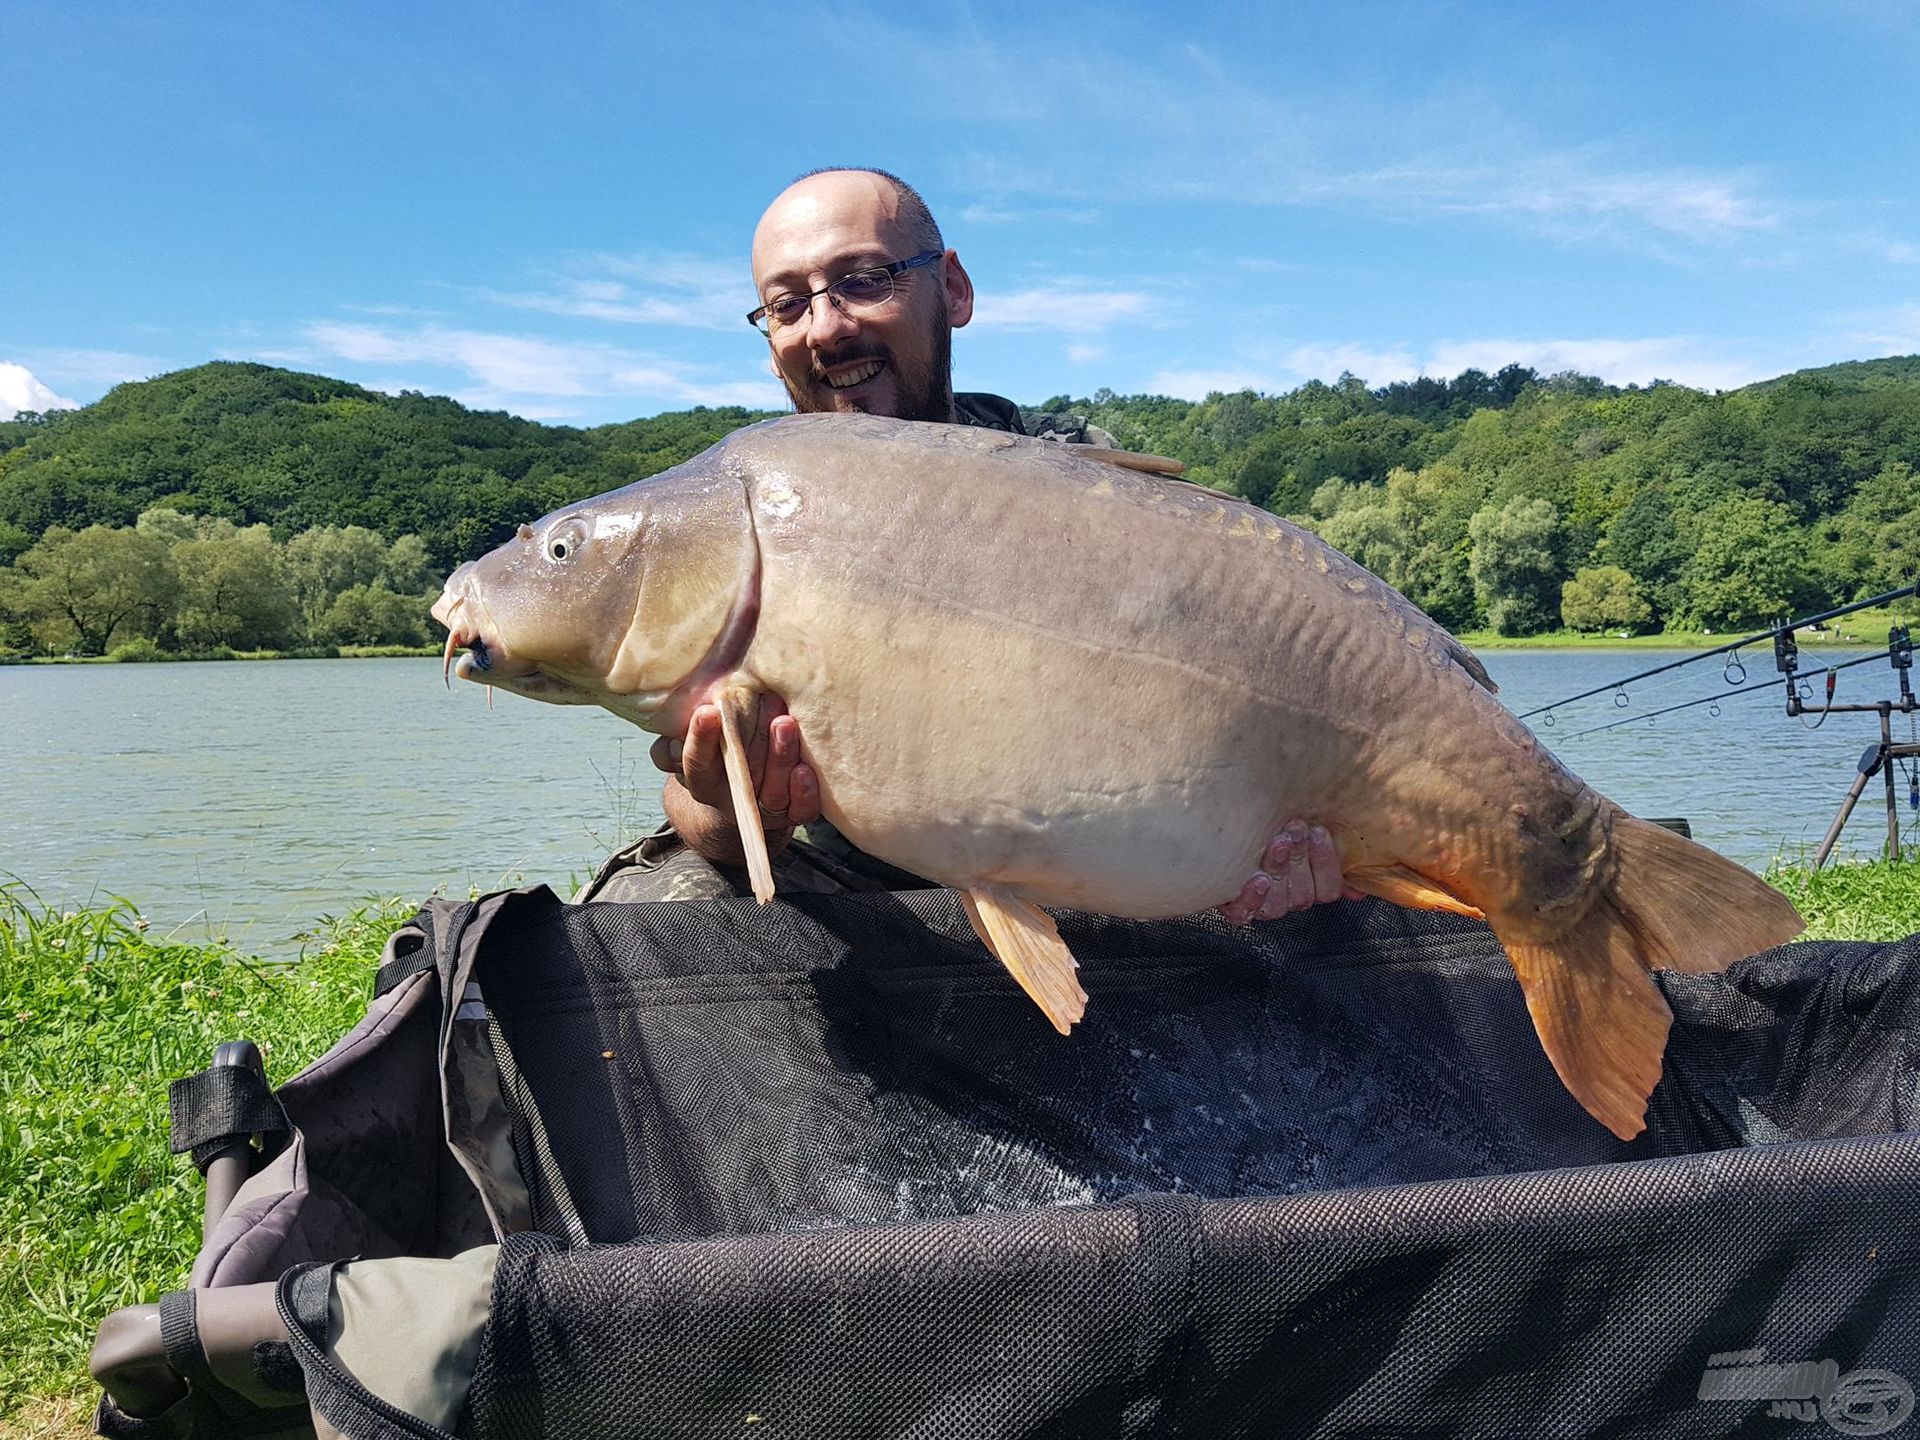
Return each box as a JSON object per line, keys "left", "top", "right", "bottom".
{"left": 0, "top": 363, "right": 778, "bottom": 569}
{"left": 2, "top": 356, "right": 1917, "bottom": 638}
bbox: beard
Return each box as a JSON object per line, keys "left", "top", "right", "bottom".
{"left": 782, "top": 313, "right": 954, "bottom": 424}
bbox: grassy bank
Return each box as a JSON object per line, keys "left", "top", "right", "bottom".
{"left": 0, "top": 888, "right": 404, "bottom": 1418}
{"left": 4, "top": 862, "right": 1917, "bottom": 1420}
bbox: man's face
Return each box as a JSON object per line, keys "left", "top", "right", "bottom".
{"left": 750, "top": 172, "right": 972, "bottom": 423}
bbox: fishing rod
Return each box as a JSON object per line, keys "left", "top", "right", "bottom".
{"left": 1558, "top": 648, "right": 1893, "bottom": 739}
{"left": 1519, "top": 580, "right": 1920, "bottom": 723}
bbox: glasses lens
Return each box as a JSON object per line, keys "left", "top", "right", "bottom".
{"left": 761, "top": 295, "right": 810, "bottom": 331}
{"left": 832, "top": 269, "right": 895, "bottom": 309}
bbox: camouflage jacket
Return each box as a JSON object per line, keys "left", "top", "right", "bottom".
{"left": 954, "top": 391, "right": 1118, "bottom": 448}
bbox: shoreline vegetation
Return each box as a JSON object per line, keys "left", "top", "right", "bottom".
{"left": 4, "top": 359, "right": 1919, "bottom": 667}
{"left": 6, "top": 604, "right": 1911, "bottom": 665}
{"left": 5, "top": 859, "right": 1919, "bottom": 1418}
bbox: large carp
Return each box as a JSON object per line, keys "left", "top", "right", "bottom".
{"left": 432, "top": 414, "right": 1803, "bottom": 1139}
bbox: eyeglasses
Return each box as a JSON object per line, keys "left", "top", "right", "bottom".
{"left": 748, "top": 250, "right": 942, "bottom": 336}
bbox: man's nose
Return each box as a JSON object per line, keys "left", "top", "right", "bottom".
{"left": 806, "top": 290, "right": 860, "bottom": 345}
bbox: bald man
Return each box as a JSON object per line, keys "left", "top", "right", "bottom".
{"left": 580, "top": 168, "right": 1352, "bottom": 924}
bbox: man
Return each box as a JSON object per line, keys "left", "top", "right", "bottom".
{"left": 581, "top": 168, "right": 1349, "bottom": 923}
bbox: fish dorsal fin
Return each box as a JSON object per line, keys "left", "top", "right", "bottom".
{"left": 1076, "top": 446, "right": 1186, "bottom": 477}
{"left": 960, "top": 887, "right": 1088, "bottom": 1034}
{"left": 714, "top": 685, "right": 776, "bottom": 904}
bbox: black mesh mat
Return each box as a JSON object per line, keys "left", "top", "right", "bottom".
{"left": 469, "top": 888, "right": 1919, "bottom": 1243}
{"left": 318, "top": 886, "right": 1919, "bottom": 1438}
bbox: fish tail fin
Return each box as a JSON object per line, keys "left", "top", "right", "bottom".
{"left": 1497, "top": 814, "right": 1805, "bottom": 1140}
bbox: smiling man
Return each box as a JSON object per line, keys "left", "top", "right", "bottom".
{"left": 578, "top": 167, "right": 1351, "bottom": 925}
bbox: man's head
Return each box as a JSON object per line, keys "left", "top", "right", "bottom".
{"left": 750, "top": 168, "right": 974, "bottom": 423}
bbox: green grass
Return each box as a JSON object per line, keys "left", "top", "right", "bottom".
{"left": 1765, "top": 853, "right": 1920, "bottom": 941}
{"left": 2, "top": 860, "right": 1915, "bottom": 1418}
{"left": 0, "top": 886, "right": 406, "bottom": 1417}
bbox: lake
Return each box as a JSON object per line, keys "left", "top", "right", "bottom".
{"left": 4, "top": 650, "right": 1914, "bottom": 954}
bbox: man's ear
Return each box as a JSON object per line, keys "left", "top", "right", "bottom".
{"left": 943, "top": 250, "right": 975, "bottom": 328}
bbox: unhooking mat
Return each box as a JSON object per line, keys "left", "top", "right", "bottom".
{"left": 140, "top": 886, "right": 1920, "bottom": 1439}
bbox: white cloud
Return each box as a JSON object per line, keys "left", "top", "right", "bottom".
{"left": 1144, "top": 333, "right": 1786, "bottom": 399}
{"left": 14, "top": 349, "right": 163, "bottom": 389}
{"left": 0, "top": 362, "right": 79, "bottom": 419}
{"left": 1421, "top": 337, "right": 1774, "bottom": 392}
{"left": 1144, "top": 367, "right": 1285, "bottom": 400}
{"left": 959, "top": 204, "right": 1100, "bottom": 227}
{"left": 1065, "top": 343, "right": 1106, "bottom": 365}
{"left": 970, "top": 287, "right": 1155, "bottom": 333}
{"left": 1840, "top": 302, "right": 1920, "bottom": 353}
{"left": 930, "top": 35, "right": 1777, "bottom": 255}
{"left": 301, "top": 322, "right": 783, "bottom": 419}
{"left": 481, "top": 252, "right": 749, "bottom": 332}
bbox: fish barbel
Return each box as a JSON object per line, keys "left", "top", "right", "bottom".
{"left": 432, "top": 414, "right": 1804, "bottom": 1138}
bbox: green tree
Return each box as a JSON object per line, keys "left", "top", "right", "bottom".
{"left": 1561, "top": 566, "right": 1652, "bottom": 633}
{"left": 284, "top": 525, "right": 388, "bottom": 633}
{"left": 1468, "top": 496, "right": 1564, "bottom": 635}
{"left": 134, "top": 506, "right": 201, "bottom": 545}
{"left": 11, "top": 525, "right": 178, "bottom": 654}
{"left": 1815, "top": 461, "right": 1920, "bottom": 600}
{"left": 1679, "top": 497, "right": 1819, "bottom": 630}
{"left": 379, "top": 533, "right": 436, "bottom": 593}
{"left": 173, "top": 525, "right": 299, "bottom": 650}
{"left": 316, "top": 584, "right": 431, "bottom": 646}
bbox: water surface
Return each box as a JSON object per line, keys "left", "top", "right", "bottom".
{"left": 4, "top": 650, "right": 1913, "bottom": 954}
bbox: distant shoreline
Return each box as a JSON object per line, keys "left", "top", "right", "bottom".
{"left": 7, "top": 621, "right": 1906, "bottom": 666}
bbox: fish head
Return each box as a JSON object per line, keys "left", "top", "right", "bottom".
{"left": 432, "top": 461, "right": 759, "bottom": 733}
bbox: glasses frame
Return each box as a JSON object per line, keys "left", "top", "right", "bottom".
{"left": 748, "top": 249, "right": 943, "bottom": 336}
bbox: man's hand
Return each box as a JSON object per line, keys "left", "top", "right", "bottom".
{"left": 1218, "top": 823, "right": 1361, "bottom": 926}
{"left": 651, "top": 695, "right": 822, "bottom": 868}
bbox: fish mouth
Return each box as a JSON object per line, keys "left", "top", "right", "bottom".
{"left": 436, "top": 593, "right": 525, "bottom": 687}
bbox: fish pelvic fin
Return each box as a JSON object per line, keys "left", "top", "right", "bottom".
{"left": 961, "top": 887, "right": 1088, "bottom": 1035}
{"left": 1344, "top": 864, "right": 1485, "bottom": 919}
{"left": 714, "top": 685, "right": 776, "bottom": 904}
{"left": 1497, "top": 812, "right": 1805, "bottom": 1140}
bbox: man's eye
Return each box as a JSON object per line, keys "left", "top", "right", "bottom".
{"left": 835, "top": 271, "right": 892, "bottom": 303}
{"left": 766, "top": 295, "right": 809, "bottom": 324}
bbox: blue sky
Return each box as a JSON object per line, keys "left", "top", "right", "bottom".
{"left": 5, "top": 0, "right": 1919, "bottom": 425}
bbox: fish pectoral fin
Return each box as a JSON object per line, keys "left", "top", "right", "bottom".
{"left": 1344, "top": 864, "right": 1485, "bottom": 919}
{"left": 960, "top": 887, "right": 1088, "bottom": 1035}
{"left": 1077, "top": 446, "right": 1186, "bottom": 477}
{"left": 713, "top": 684, "right": 776, "bottom": 905}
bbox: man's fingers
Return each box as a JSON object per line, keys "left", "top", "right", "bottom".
{"left": 679, "top": 705, "right": 729, "bottom": 808}
{"left": 1218, "top": 873, "right": 1269, "bottom": 926}
{"left": 1250, "top": 822, "right": 1347, "bottom": 921}
{"left": 757, "top": 714, "right": 799, "bottom": 820}
{"left": 1305, "top": 825, "right": 1344, "bottom": 905}
{"left": 786, "top": 761, "right": 822, "bottom": 826}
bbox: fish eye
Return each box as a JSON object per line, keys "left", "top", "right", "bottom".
{"left": 545, "top": 518, "right": 589, "bottom": 563}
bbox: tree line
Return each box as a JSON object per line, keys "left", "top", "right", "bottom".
{"left": 0, "top": 513, "right": 439, "bottom": 657}
{"left": 3, "top": 356, "right": 1918, "bottom": 649}
{"left": 1054, "top": 359, "right": 1920, "bottom": 633}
